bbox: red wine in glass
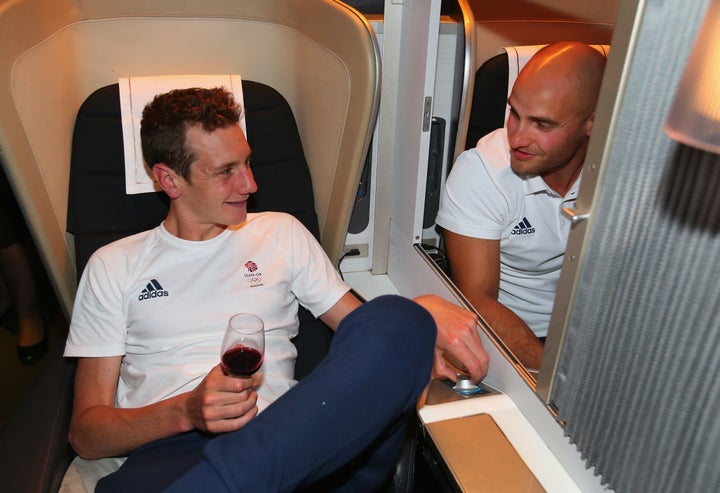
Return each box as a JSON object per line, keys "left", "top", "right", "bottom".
{"left": 222, "top": 344, "right": 264, "bottom": 377}
{"left": 221, "top": 313, "right": 265, "bottom": 378}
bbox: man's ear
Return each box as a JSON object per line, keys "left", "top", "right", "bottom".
{"left": 152, "top": 163, "right": 182, "bottom": 199}
{"left": 585, "top": 110, "right": 596, "bottom": 137}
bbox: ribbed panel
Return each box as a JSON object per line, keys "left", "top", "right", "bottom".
{"left": 551, "top": 0, "right": 720, "bottom": 491}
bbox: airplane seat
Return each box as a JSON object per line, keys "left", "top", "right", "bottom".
{"left": 0, "top": 77, "right": 337, "bottom": 493}
{"left": 0, "top": 0, "right": 380, "bottom": 318}
{"left": 67, "top": 79, "right": 330, "bottom": 382}
{"left": 0, "top": 72, "right": 422, "bottom": 488}
{"left": 463, "top": 51, "right": 510, "bottom": 151}
{"left": 0, "top": 1, "right": 386, "bottom": 492}
{"left": 1, "top": 77, "right": 420, "bottom": 491}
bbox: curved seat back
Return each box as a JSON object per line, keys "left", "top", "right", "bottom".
{"left": 0, "top": 0, "right": 380, "bottom": 316}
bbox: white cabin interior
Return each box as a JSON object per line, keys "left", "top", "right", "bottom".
{"left": 1, "top": 0, "right": 719, "bottom": 491}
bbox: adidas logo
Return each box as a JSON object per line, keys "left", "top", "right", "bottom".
{"left": 138, "top": 279, "right": 169, "bottom": 301}
{"left": 511, "top": 217, "right": 535, "bottom": 235}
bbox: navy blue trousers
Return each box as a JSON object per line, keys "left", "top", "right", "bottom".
{"left": 96, "top": 294, "right": 435, "bottom": 493}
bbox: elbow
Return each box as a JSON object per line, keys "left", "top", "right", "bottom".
{"left": 68, "top": 429, "right": 89, "bottom": 459}
{"left": 68, "top": 423, "right": 102, "bottom": 460}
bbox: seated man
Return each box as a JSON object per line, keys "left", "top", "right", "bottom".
{"left": 64, "top": 87, "right": 488, "bottom": 492}
{"left": 436, "top": 42, "right": 606, "bottom": 369}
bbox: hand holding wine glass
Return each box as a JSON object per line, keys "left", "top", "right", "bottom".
{"left": 221, "top": 313, "right": 265, "bottom": 378}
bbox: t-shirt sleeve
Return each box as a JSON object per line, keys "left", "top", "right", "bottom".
{"left": 435, "top": 149, "right": 510, "bottom": 240}
{"left": 64, "top": 249, "right": 129, "bottom": 357}
{"left": 286, "top": 218, "right": 351, "bottom": 318}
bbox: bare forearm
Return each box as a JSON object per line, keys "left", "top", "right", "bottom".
{"left": 412, "top": 294, "right": 489, "bottom": 382}
{"left": 471, "top": 296, "right": 543, "bottom": 369}
{"left": 69, "top": 394, "right": 192, "bottom": 459}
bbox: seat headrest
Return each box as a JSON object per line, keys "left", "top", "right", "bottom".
{"left": 119, "top": 74, "right": 246, "bottom": 194}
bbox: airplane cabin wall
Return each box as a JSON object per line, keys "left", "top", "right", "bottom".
{"left": 542, "top": 0, "right": 720, "bottom": 489}
{"left": 468, "top": 1, "right": 618, "bottom": 66}
{"left": 343, "top": 15, "right": 466, "bottom": 271}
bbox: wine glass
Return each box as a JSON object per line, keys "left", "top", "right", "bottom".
{"left": 220, "top": 313, "right": 265, "bottom": 378}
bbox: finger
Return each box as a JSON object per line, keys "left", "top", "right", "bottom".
{"left": 448, "top": 318, "right": 488, "bottom": 381}
{"left": 443, "top": 352, "right": 468, "bottom": 373}
{"left": 211, "top": 387, "right": 259, "bottom": 409}
{"left": 463, "top": 346, "right": 489, "bottom": 381}
{"left": 208, "top": 370, "right": 257, "bottom": 394}
{"left": 203, "top": 390, "right": 258, "bottom": 423}
{"left": 434, "top": 351, "right": 459, "bottom": 381}
{"left": 207, "top": 405, "right": 259, "bottom": 434}
{"left": 226, "top": 375, "right": 258, "bottom": 393}
{"left": 444, "top": 340, "right": 488, "bottom": 383}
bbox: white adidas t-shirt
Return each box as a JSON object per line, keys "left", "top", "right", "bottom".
{"left": 65, "top": 212, "right": 350, "bottom": 411}
{"left": 436, "top": 128, "right": 580, "bottom": 337}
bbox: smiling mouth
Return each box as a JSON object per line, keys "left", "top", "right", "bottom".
{"left": 511, "top": 148, "right": 534, "bottom": 160}
{"left": 226, "top": 199, "right": 248, "bottom": 207}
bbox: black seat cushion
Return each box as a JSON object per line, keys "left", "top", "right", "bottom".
{"left": 464, "top": 52, "right": 509, "bottom": 151}
{"left": 68, "top": 81, "right": 319, "bottom": 271}
{"left": 67, "top": 80, "right": 329, "bottom": 380}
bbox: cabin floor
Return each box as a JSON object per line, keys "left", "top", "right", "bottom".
{"left": 0, "top": 242, "right": 67, "bottom": 430}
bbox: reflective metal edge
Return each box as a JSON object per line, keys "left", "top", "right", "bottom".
{"left": 414, "top": 244, "right": 538, "bottom": 388}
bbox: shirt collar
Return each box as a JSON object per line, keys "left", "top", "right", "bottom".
{"left": 523, "top": 169, "right": 584, "bottom": 199}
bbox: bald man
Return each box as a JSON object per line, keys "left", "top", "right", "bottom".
{"left": 436, "top": 42, "right": 606, "bottom": 369}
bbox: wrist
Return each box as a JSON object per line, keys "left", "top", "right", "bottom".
{"left": 176, "top": 393, "right": 196, "bottom": 433}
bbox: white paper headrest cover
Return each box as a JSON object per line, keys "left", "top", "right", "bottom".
{"left": 119, "top": 74, "right": 245, "bottom": 194}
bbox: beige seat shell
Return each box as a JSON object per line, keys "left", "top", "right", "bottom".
{"left": 0, "top": 0, "right": 379, "bottom": 316}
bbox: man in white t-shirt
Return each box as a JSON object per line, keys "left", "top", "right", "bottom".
{"left": 436, "top": 42, "right": 606, "bottom": 369}
{"left": 65, "top": 87, "right": 488, "bottom": 492}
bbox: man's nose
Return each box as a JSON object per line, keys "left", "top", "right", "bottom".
{"left": 507, "top": 119, "right": 529, "bottom": 148}
{"left": 236, "top": 166, "right": 258, "bottom": 194}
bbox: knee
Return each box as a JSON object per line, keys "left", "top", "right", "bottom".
{"left": 356, "top": 294, "right": 436, "bottom": 351}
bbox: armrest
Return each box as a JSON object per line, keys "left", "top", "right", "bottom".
{"left": 0, "top": 344, "right": 76, "bottom": 493}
